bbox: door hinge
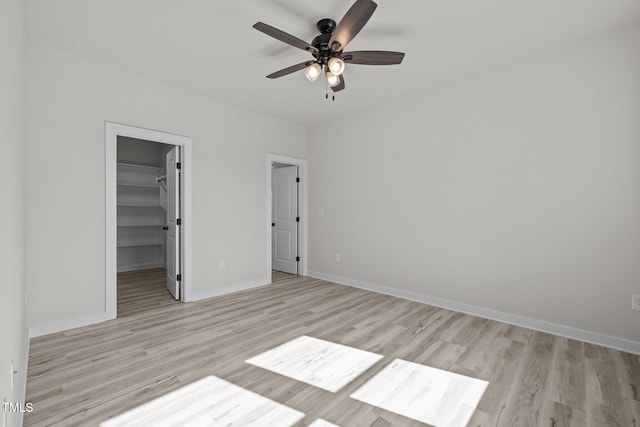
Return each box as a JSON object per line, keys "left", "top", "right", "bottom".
{"left": 296, "top": 256, "right": 300, "bottom": 262}
{"left": 177, "top": 218, "right": 182, "bottom": 226}
{"left": 176, "top": 274, "right": 182, "bottom": 281}
{"left": 296, "top": 177, "right": 300, "bottom": 183}
{"left": 296, "top": 217, "right": 300, "bottom": 222}
{"left": 176, "top": 162, "right": 182, "bottom": 170}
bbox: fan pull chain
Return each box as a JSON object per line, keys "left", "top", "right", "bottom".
{"left": 324, "top": 78, "right": 335, "bottom": 101}
{"left": 325, "top": 76, "right": 329, "bottom": 100}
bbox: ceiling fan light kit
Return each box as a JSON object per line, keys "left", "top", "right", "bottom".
{"left": 327, "top": 57, "right": 346, "bottom": 75}
{"left": 253, "top": 0, "right": 405, "bottom": 98}
{"left": 304, "top": 63, "right": 322, "bottom": 82}
{"left": 326, "top": 70, "right": 341, "bottom": 88}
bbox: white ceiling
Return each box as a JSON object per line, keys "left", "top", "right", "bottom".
{"left": 25, "top": 0, "right": 640, "bottom": 126}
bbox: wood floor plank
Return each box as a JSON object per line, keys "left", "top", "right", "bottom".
{"left": 549, "top": 340, "right": 586, "bottom": 410}
{"left": 24, "top": 269, "right": 640, "bottom": 426}
{"left": 615, "top": 351, "right": 640, "bottom": 425}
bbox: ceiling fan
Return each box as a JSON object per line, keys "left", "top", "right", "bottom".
{"left": 253, "top": 0, "right": 405, "bottom": 97}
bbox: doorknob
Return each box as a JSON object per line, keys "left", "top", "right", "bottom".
{"left": 162, "top": 226, "right": 169, "bottom": 231}
{"left": 272, "top": 223, "right": 275, "bottom": 227}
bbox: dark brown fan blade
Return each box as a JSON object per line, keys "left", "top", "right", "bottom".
{"left": 266, "top": 61, "right": 315, "bottom": 79}
{"left": 329, "top": 0, "right": 377, "bottom": 52}
{"left": 343, "top": 50, "right": 405, "bottom": 65}
{"left": 253, "top": 22, "right": 319, "bottom": 54}
{"left": 332, "top": 75, "right": 346, "bottom": 92}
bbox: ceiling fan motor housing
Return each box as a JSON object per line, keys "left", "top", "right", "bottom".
{"left": 312, "top": 19, "right": 340, "bottom": 64}
{"left": 316, "top": 18, "right": 337, "bottom": 34}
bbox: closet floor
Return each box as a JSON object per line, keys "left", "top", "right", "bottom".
{"left": 118, "top": 267, "right": 177, "bottom": 317}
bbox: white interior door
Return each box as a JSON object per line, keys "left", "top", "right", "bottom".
{"left": 272, "top": 165, "right": 298, "bottom": 274}
{"left": 166, "top": 146, "right": 181, "bottom": 299}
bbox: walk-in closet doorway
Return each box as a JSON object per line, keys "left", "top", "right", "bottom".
{"left": 106, "top": 122, "right": 193, "bottom": 319}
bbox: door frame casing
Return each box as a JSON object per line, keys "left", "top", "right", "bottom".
{"left": 105, "top": 122, "right": 193, "bottom": 320}
{"left": 266, "top": 154, "right": 308, "bottom": 280}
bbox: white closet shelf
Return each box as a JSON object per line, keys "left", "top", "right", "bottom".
{"left": 117, "top": 241, "right": 163, "bottom": 248}
{"left": 117, "top": 183, "right": 159, "bottom": 189}
{"left": 117, "top": 162, "right": 163, "bottom": 170}
{"left": 117, "top": 222, "right": 163, "bottom": 227}
{"left": 117, "top": 202, "right": 162, "bottom": 207}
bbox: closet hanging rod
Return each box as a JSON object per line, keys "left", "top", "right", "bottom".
{"left": 156, "top": 175, "right": 167, "bottom": 183}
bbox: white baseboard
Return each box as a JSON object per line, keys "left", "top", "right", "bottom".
{"left": 117, "top": 262, "right": 164, "bottom": 273}
{"left": 17, "top": 328, "right": 30, "bottom": 427}
{"left": 190, "top": 279, "right": 270, "bottom": 302}
{"left": 308, "top": 271, "right": 640, "bottom": 356}
{"left": 29, "top": 312, "right": 109, "bottom": 338}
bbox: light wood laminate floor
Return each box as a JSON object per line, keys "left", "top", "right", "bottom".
{"left": 25, "top": 270, "right": 640, "bottom": 426}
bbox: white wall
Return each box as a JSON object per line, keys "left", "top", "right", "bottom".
{"left": 308, "top": 24, "right": 640, "bottom": 348}
{"left": 25, "top": 43, "right": 306, "bottom": 330}
{"left": 0, "top": 0, "right": 27, "bottom": 424}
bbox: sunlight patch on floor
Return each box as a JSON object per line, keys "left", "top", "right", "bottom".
{"left": 246, "top": 335, "right": 384, "bottom": 392}
{"left": 308, "top": 419, "right": 340, "bottom": 427}
{"left": 99, "top": 375, "right": 304, "bottom": 427}
{"left": 350, "top": 358, "right": 489, "bottom": 427}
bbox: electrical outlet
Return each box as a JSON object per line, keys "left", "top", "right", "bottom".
{"left": 335, "top": 253, "right": 340, "bottom": 262}
{"left": 632, "top": 295, "right": 640, "bottom": 311}
{"left": 219, "top": 260, "right": 226, "bottom": 270}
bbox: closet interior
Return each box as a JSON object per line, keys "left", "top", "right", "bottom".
{"left": 117, "top": 137, "right": 172, "bottom": 272}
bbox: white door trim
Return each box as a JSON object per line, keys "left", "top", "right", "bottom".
{"left": 106, "top": 122, "right": 193, "bottom": 320}
{"left": 266, "top": 154, "right": 308, "bottom": 281}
